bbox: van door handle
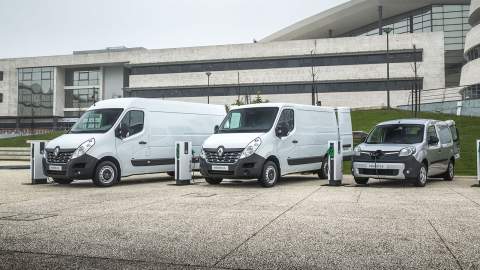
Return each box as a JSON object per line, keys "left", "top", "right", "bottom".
{"left": 292, "top": 140, "right": 298, "bottom": 144}
{"left": 139, "top": 141, "right": 147, "bottom": 145}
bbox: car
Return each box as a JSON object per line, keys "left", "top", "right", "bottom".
{"left": 351, "top": 119, "right": 460, "bottom": 187}
{"left": 43, "top": 98, "right": 226, "bottom": 187}
{"left": 199, "top": 103, "right": 353, "bottom": 187}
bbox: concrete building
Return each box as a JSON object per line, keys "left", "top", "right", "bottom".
{"left": 460, "top": 0, "right": 480, "bottom": 99}
{"left": 0, "top": 0, "right": 472, "bottom": 129}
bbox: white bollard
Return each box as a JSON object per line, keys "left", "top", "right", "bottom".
{"left": 175, "top": 141, "right": 193, "bottom": 185}
{"left": 328, "top": 140, "right": 343, "bottom": 186}
{"left": 27, "top": 140, "right": 48, "bottom": 184}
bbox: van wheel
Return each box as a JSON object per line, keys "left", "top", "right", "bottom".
{"left": 167, "top": 171, "right": 175, "bottom": 177}
{"left": 443, "top": 161, "right": 454, "bottom": 181}
{"left": 259, "top": 161, "right": 279, "bottom": 188}
{"left": 93, "top": 161, "right": 120, "bottom": 187}
{"left": 53, "top": 178, "right": 73, "bottom": 185}
{"left": 354, "top": 177, "right": 369, "bottom": 185}
{"left": 205, "top": 177, "right": 223, "bottom": 185}
{"left": 318, "top": 157, "right": 328, "bottom": 179}
{"left": 414, "top": 164, "right": 428, "bottom": 187}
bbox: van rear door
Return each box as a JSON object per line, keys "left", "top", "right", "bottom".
{"left": 446, "top": 120, "right": 460, "bottom": 159}
{"left": 337, "top": 107, "right": 353, "bottom": 156}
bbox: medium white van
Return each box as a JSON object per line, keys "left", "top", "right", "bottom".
{"left": 43, "top": 98, "right": 226, "bottom": 187}
{"left": 199, "top": 103, "right": 352, "bottom": 187}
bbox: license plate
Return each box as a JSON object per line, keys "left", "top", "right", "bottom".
{"left": 48, "top": 165, "right": 62, "bottom": 171}
{"left": 212, "top": 165, "right": 229, "bottom": 171}
{"left": 367, "top": 163, "right": 386, "bottom": 169}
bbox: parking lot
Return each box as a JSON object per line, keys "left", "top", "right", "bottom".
{"left": 0, "top": 169, "right": 479, "bottom": 269}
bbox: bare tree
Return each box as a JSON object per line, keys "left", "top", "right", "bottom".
{"left": 310, "top": 40, "right": 320, "bottom": 105}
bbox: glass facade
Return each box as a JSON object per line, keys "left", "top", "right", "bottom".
{"left": 17, "top": 67, "right": 54, "bottom": 116}
{"left": 65, "top": 69, "right": 100, "bottom": 86}
{"left": 64, "top": 68, "right": 100, "bottom": 110}
{"left": 65, "top": 88, "right": 99, "bottom": 109}
{"left": 350, "top": 4, "right": 471, "bottom": 51}
{"left": 461, "top": 84, "right": 480, "bottom": 99}
{"left": 466, "top": 44, "right": 480, "bottom": 61}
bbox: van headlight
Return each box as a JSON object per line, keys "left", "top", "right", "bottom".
{"left": 354, "top": 145, "right": 362, "bottom": 156}
{"left": 200, "top": 148, "right": 207, "bottom": 159}
{"left": 71, "top": 138, "right": 95, "bottom": 159}
{"left": 399, "top": 146, "right": 416, "bottom": 157}
{"left": 240, "top": 137, "right": 262, "bottom": 159}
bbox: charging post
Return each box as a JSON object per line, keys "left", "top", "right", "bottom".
{"left": 27, "top": 140, "right": 48, "bottom": 184}
{"left": 477, "top": 140, "right": 480, "bottom": 185}
{"left": 328, "top": 140, "right": 343, "bottom": 186}
{"left": 175, "top": 141, "right": 193, "bottom": 185}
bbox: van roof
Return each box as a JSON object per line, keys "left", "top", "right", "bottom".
{"left": 87, "top": 98, "right": 226, "bottom": 116}
{"left": 232, "top": 103, "right": 349, "bottom": 112}
{"left": 377, "top": 119, "right": 450, "bottom": 126}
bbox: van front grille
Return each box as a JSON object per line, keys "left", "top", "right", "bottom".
{"left": 47, "top": 150, "right": 74, "bottom": 164}
{"left": 205, "top": 150, "right": 242, "bottom": 164}
{"left": 358, "top": 168, "right": 399, "bottom": 176}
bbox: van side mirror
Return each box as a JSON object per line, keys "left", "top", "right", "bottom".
{"left": 275, "top": 125, "right": 288, "bottom": 138}
{"left": 115, "top": 125, "right": 129, "bottom": 139}
{"left": 428, "top": 136, "right": 439, "bottom": 145}
{"left": 214, "top": 125, "right": 220, "bottom": 134}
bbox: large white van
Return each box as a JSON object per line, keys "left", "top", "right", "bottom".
{"left": 199, "top": 103, "right": 352, "bottom": 187}
{"left": 43, "top": 98, "right": 226, "bottom": 187}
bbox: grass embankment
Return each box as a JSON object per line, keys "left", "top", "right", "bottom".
{"left": 0, "top": 131, "right": 65, "bottom": 147}
{"left": 0, "top": 109, "right": 478, "bottom": 175}
{"left": 347, "top": 109, "right": 480, "bottom": 176}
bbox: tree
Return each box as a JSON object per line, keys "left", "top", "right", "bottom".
{"left": 251, "top": 92, "right": 269, "bottom": 104}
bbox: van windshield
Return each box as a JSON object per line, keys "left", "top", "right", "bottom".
{"left": 366, "top": 124, "right": 425, "bottom": 144}
{"left": 219, "top": 107, "right": 279, "bottom": 133}
{"left": 70, "top": 109, "right": 123, "bottom": 134}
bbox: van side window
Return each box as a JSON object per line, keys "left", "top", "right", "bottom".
{"left": 277, "top": 109, "right": 294, "bottom": 134}
{"left": 449, "top": 126, "right": 459, "bottom": 142}
{"left": 438, "top": 126, "right": 453, "bottom": 144}
{"left": 120, "top": 110, "right": 144, "bottom": 137}
{"left": 427, "top": 126, "right": 439, "bottom": 145}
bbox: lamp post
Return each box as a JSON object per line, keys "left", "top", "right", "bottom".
{"left": 383, "top": 27, "right": 393, "bottom": 109}
{"left": 206, "top": 72, "right": 212, "bottom": 104}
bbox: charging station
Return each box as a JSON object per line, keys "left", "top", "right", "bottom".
{"left": 175, "top": 141, "right": 193, "bottom": 185}
{"left": 328, "top": 140, "right": 343, "bottom": 186}
{"left": 28, "top": 140, "right": 48, "bottom": 184}
{"left": 477, "top": 140, "right": 480, "bottom": 185}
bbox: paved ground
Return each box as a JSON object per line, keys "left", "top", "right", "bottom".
{"left": 0, "top": 169, "right": 479, "bottom": 270}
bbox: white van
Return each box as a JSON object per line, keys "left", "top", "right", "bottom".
{"left": 199, "top": 103, "right": 352, "bottom": 187}
{"left": 43, "top": 98, "right": 226, "bottom": 187}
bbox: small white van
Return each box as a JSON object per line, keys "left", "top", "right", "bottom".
{"left": 199, "top": 103, "right": 352, "bottom": 187}
{"left": 43, "top": 98, "right": 226, "bottom": 186}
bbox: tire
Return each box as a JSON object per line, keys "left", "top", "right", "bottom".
{"left": 259, "top": 161, "right": 280, "bottom": 188}
{"left": 205, "top": 177, "right": 223, "bottom": 185}
{"left": 92, "top": 161, "right": 120, "bottom": 187}
{"left": 53, "top": 178, "right": 73, "bottom": 185}
{"left": 318, "top": 157, "right": 329, "bottom": 179}
{"left": 354, "top": 177, "right": 369, "bottom": 185}
{"left": 443, "top": 160, "right": 454, "bottom": 181}
{"left": 414, "top": 163, "right": 428, "bottom": 187}
{"left": 167, "top": 171, "right": 175, "bottom": 177}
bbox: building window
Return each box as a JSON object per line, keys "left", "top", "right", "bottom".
{"left": 0, "top": 93, "right": 3, "bottom": 103}
{"left": 131, "top": 51, "right": 422, "bottom": 75}
{"left": 17, "top": 67, "right": 54, "bottom": 117}
{"left": 65, "top": 68, "right": 100, "bottom": 86}
{"left": 0, "top": 71, "right": 3, "bottom": 81}
{"left": 65, "top": 87, "right": 99, "bottom": 109}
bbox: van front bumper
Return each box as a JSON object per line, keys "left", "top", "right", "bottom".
{"left": 351, "top": 156, "right": 421, "bottom": 180}
{"left": 200, "top": 154, "right": 266, "bottom": 179}
{"left": 43, "top": 154, "right": 98, "bottom": 180}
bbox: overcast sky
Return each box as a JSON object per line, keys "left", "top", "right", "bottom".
{"left": 0, "top": 0, "right": 348, "bottom": 59}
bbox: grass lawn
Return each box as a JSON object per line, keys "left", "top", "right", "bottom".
{"left": 345, "top": 109, "right": 480, "bottom": 176}
{"left": 0, "top": 131, "right": 65, "bottom": 148}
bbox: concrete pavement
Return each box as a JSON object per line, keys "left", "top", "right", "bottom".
{"left": 0, "top": 170, "right": 479, "bottom": 269}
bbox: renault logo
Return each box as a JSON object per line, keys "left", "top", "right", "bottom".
{"left": 54, "top": 146, "right": 60, "bottom": 157}
{"left": 217, "top": 146, "right": 225, "bottom": 157}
